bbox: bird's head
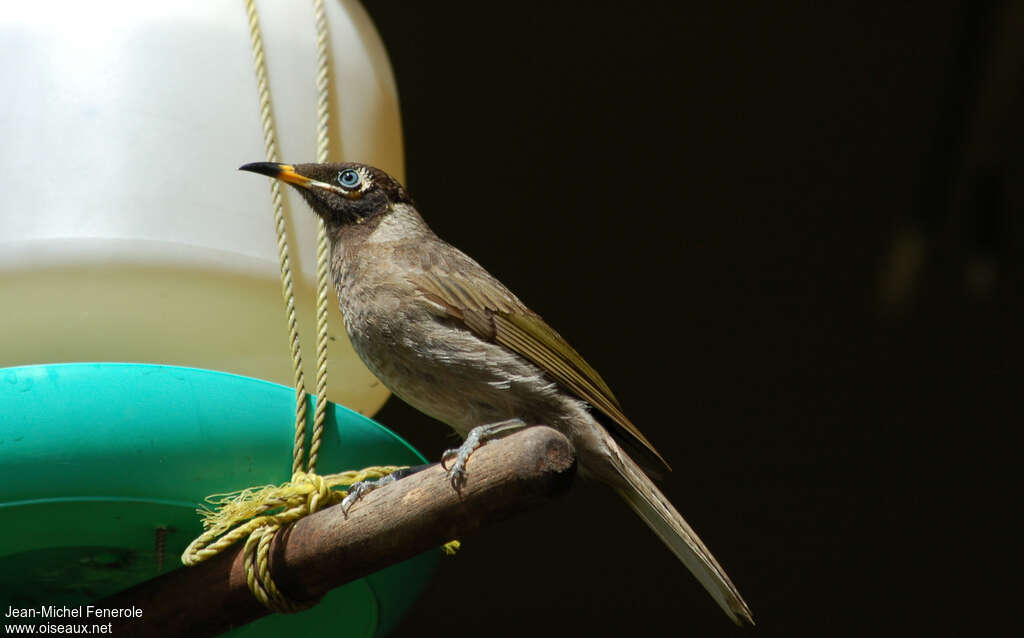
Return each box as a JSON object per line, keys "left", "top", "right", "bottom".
{"left": 239, "top": 161, "right": 413, "bottom": 232}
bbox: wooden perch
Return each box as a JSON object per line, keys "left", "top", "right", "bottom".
{"left": 95, "top": 425, "right": 577, "bottom": 637}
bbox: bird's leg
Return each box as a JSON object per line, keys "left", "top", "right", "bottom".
{"left": 340, "top": 464, "right": 430, "bottom": 517}
{"left": 441, "top": 418, "right": 528, "bottom": 490}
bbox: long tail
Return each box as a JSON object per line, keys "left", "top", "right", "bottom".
{"left": 613, "top": 450, "right": 754, "bottom": 625}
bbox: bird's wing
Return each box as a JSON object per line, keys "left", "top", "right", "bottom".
{"left": 409, "top": 250, "right": 671, "bottom": 473}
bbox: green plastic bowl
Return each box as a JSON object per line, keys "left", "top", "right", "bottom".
{"left": 0, "top": 363, "right": 437, "bottom": 636}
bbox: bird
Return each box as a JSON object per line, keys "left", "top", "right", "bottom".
{"left": 240, "top": 160, "right": 754, "bottom": 625}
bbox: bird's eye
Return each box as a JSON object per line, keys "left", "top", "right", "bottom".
{"left": 337, "top": 169, "right": 361, "bottom": 189}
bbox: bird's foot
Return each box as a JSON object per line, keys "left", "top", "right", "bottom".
{"left": 340, "top": 465, "right": 428, "bottom": 517}
{"left": 441, "top": 418, "right": 528, "bottom": 491}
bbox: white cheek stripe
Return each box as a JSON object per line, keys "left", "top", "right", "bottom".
{"left": 309, "top": 179, "right": 345, "bottom": 194}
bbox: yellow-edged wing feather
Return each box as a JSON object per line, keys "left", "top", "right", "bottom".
{"left": 411, "top": 262, "right": 671, "bottom": 473}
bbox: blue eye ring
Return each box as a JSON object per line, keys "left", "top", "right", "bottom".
{"left": 337, "top": 169, "right": 361, "bottom": 189}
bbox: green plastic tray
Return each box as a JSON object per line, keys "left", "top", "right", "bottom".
{"left": 0, "top": 363, "right": 436, "bottom": 636}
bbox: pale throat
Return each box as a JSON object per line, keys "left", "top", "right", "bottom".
{"left": 365, "top": 203, "right": 429, "bottom": 244}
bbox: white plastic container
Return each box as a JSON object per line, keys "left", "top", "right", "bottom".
{"left": 0, "top": 0, "right": 401, "bottom": 415}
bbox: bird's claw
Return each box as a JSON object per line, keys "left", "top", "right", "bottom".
{"left": 340, "top": 480, "right": 373, "bottom": 517}
{"left": 340, "top": 473, "right": 399, "bottom": 517}
{"left": 440, "top": 448, "right": 456, "bottom": 471}
{"left": 339, "top": 466, "right": 429, "bottom": 516}
{"left": 440, "top": 446, "right": 470, "bottom": 491}
{"left": 441, "top": 418, "right": 528, "bottom": 492}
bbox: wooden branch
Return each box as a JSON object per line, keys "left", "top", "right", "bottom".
{"left": 95, "top": 425, "right": 576, "bottom": 637}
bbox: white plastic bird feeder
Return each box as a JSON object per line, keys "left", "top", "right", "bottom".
{"left": 0, "top": 0, "right": 399, "bottom": 416}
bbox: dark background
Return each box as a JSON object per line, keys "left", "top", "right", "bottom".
{"left": 361, "top": 2, "right": 1021, "bottom": 636}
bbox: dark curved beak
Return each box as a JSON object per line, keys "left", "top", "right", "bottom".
{"left": 239, "top": 162, "right": 312, "bottom": 188}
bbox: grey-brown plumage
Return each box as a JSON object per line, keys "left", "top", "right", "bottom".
{"left": 240, "top": 160, "right": 754, "bottom": 625}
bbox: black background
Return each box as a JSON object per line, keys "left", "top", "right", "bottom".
{"left": 359, "top": 2, "right": 1020, "bottom": 636}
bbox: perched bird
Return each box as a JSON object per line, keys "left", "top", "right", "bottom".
{"left": 240, "top": 161, "right": 754, "bottom": 625}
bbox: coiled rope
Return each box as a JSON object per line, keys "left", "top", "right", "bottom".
{"left": 181, "top": 0, "right": 416, "bottom": 613}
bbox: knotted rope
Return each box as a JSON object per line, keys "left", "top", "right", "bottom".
{"left": 180, "top": 0, "right": 450, "bottom": 614}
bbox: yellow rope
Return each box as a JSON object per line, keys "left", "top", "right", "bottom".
{"left": 182, "top": 0, "right": 406, "bottom": 595}
{"left": 181, "top": 1, "right": 456, "bottom": 613}
{"left": 309, "top": 0, "right": 331, "bottom": 472}
{"left": 181, "top": 467, "right": 402, "bottom": 560}
{"left": 241, "top": 0, "right": 309, "bottom": 474}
